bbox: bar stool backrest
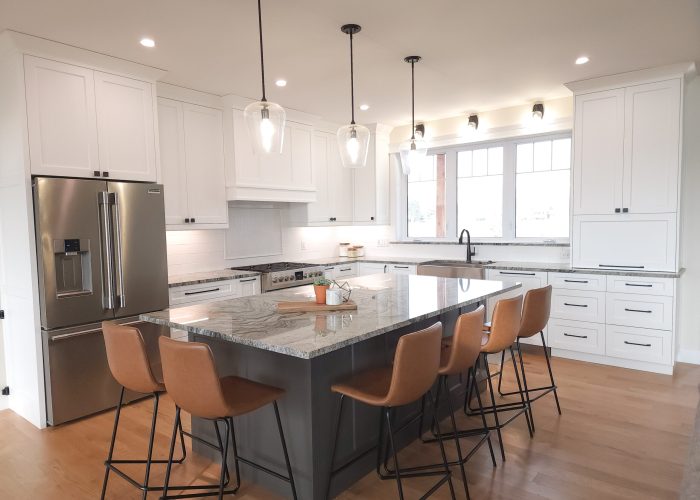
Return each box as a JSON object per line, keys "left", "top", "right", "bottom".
{"left": 384, "top": 322, "right": 442, "bottom": 407}
{"left": 482, "top": 295, "right": 523, "bottom": 354}
{"left": 102, "top": 321, "right": 161, "bottom": 394}
{"left": 442, "top": 306, "right": 485, "bottom": 375}
{"left": 159, "top": 336, "right": 229, "bottom": 419}
{"left": 518, "top": 285, "right": 552, "bottom": 338}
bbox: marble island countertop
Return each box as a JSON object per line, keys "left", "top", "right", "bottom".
{"left": 143, "top": 274, "right": 521, "bottom": 359}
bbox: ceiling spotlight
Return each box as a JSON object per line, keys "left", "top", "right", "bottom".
{"left": 140, "top": 38, "right": 155, "bottom": 48}
{"left": 360, "top": 104, "right": 370, "bottom": 111}
{"left": 532, "top": 103, "right": 544, "bottom": 120}
{"left": 275, "top": 79, "right": 287, "bottom": 87}
{"left": 575, "top": 56, "right": 589, "bottom": 65}
{"left": 467, "top": 114, "right": 479, "bottom": 130}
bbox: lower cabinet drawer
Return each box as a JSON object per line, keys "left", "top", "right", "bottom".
{"left": 605, "top": 325, "right": 672, "bottom": 365}
{"left": 550, "top": 289, "right": 606, "bottom": 323}
{"left": 606, "top": 293, "right": 673, "bottom": 330}
{"left": 548, "top": 319, "right": 605, "bottom": 355}
{"left": 170, "top": 280, "right": 237, "bottom": 306}
{"left": 334, "top": 264, "right": 358, "bottom": 278}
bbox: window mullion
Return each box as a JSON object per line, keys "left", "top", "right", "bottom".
{"left": 502, "top": 142, "right": 516, "bottom": 239}
{"left": 445, "top": 150, "right": 457, "bottom": 239}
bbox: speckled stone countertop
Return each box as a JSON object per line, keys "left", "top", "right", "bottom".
{"left": 142, "top": 274, "right": 520, "bottom": 359}
{"left": 484, "top": 261, "right": 684, "bottom": 278}
{"left": 390, "top": 240, "right": 570, "bottom": 247}
{"left": 309, "top": 256, "right": 431, "bottom": 266}
{"left": 168, "top": 269, "right": 260, "bottom": 288}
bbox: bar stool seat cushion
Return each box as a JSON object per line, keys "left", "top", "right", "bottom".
{"left": 220, "top": 376, "right": 284, "bottom": 417}
{"left": 330, "top": 366, "right": 393, "bottom": 406}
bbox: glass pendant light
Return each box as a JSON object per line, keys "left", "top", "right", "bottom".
{"left": 244, "top": 0, "right": 285, "bottom": 154}
{"left": 399, "top": 56, "right": 427, "bottom": 176}
{"left": 337, "top": 24, "right": 370, "bottom": 168}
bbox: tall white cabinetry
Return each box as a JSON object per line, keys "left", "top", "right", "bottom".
{"left": 567, "top": 65, "right": 691, "bottom": 272}
{"left": 157, "top": 97, "right": 228, "bottom": 229}
{"left": 24, "top": 55, "right": 158, "bottom": 182}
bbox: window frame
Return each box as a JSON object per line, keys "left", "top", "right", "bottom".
{"left": 398, "top": 131, "right": 572, "bottom": 243}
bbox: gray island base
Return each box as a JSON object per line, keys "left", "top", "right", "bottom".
{"left": 142, "top": 274, "right": 521, "bottom": 499}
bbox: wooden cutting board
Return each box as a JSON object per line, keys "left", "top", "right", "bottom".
{"left": 275, "top": 300, "right": 358, "bottom": 313}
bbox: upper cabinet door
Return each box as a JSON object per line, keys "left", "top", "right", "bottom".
{"left": 182, "top": 103, "right": 227, "bottom": 225}
{"left": 573, "top": 89, "right": 625, "bottom": 215}
{"left": 307, "top": 133, "right": 330, "bottom": 222}
{"left": 157, "top": 98, "right": 189, "bottom": 226}
{"left": 24, "top": 56, "right": 100, "bottom": 178}
{"left": 94, "top": 72, "right": 157, "bottom": 182}
{"left": 329, "top": 137, "right": 354, "bottom": 222}
{"left": 290, "top": 125, "right": 313, "bottom": 189}
{"left": 623, "top": 79, "right": 681, "bottom": 214}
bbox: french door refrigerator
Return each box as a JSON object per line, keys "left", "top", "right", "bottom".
{"left": 33, "top": 177, "right": 170, "bottom": 425}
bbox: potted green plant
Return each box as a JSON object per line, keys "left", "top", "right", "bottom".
{"left": 313, "top": 277, "right": 332, "bottom": 304}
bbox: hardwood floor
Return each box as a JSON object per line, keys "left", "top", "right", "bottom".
{"left": 0, "top": 353, "right": 698, "bottom": 500}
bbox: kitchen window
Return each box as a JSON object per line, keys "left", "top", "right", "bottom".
{"left": 400, "top": 132, "right": 571, "bottom": 242}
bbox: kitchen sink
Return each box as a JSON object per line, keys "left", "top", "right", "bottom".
{"left": 417, "top": 260, "right": 495, "bottom": 279}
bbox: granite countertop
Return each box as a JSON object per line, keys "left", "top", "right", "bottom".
{"left": 142, "top": 274, "right": 520, "bottom": 359}
{"left": 309, "top": 256, "right": 430, "bottom": 266}
{"left": 168, "top": 269, "right": 260, "bottom": 288}
{"left": 484, "top": 261, "right": 684, "bottom": 278}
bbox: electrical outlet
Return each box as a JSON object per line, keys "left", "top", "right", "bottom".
{"left": 301, "top": 240, "right": 308, "bottom": 251}
{"left": 561, "top": 247, "right": 571, "bottom": 259}
{"left": 377, "top": 239, "right": 388, "bottom": 247}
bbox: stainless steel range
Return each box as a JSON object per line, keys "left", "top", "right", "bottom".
{"left": 232, "top": 262, "right": 326, "bottom": 292}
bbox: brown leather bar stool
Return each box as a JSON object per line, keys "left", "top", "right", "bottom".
{"left": 496, "top": 285, "right": 561, "bottom": 429}
{"left": 101, "top": 322, "right": 221, "bottom": 500}
{"left": 158, "top": 336, "right": 297, "bottom": 500}
{"left": 325, "top": 323, "right": 455, "bottom": 500}
{"left": 415, "top": 306, "right": 497, "bottom": 500}
{"left": 463, "top": 295, "right": 533, "bottom": 462}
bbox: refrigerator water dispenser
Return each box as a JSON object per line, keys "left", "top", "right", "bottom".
{"left": 53, "top": 238, "right": 92, "bottom": 297}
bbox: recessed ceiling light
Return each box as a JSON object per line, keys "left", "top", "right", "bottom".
{"left": 140, "top": 38, "right": 155, "bottom": 48}
{"left": 360, "top": 104, "right": 370, "bottom": 111}
{"left": 275, "top": 79, "right": 287, "bottom": 87}
{"left": 575, "top": 56, "right": 589, "bottom": 65}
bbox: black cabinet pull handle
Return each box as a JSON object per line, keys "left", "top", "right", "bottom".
{"left": 564, "top": 279, "right": 589, "bottom": 283}
{"left": 615, "top": 208, "right": 621, "bottom": 213}
{"left": 340, "top": 267, "right": 352, "bottom": 271}
{"left": 564, "top": 302, "right": 588, "bottom": 308}
{"left": 599, "top": 264, "right": 644, "bottom": 269}
{"left": 624, "top": 308, "right": 653, "bottom": 314}
{"left": 370, "top": 216, "right": 375, "bottom": 221}
{"left": 624, "top": 340, "right": 652, "bottom": 347}
{"left": 499, "top": 271, "right": 536, "bottom": 276}
{"left": 191, "top": 218, "right": 196, "bottom": 223}
{"left": 185, "top": 218, "right": 190, "bottom": 223}
{"left": 184, "top": 287, "right": 221, "bottom": 296}
{"left": 564, "top": 333, "right": 588, "bottom": 339}
{"left": 239, "top": 278, "right": 257, "bottom": 283}
{"left": 94, "top": 170, "right": 101, "bottom": 177}
{"left": 394, "top": 266, "right": 409, "bottom": 269}
{"left": 625, "top": 283, "right": 653, "bottom": 288}
{"left": 622, "top": 208, "right": 629, "bottom": 213}
{"left": 102, "top": 171, "right": 109, "bottom": 177}
{"left": 383, "top": 265, "right": 387, "bottom": 273}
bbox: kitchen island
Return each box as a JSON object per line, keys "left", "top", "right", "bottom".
{"left": 142, "top": 274, "right": 520, "bottom": 499}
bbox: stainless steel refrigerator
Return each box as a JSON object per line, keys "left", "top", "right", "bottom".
{"left": 33, "top": 177, "right": 170, "bottom": 425}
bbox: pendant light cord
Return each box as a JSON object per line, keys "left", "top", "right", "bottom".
{"left": 256, "top": 0, "right": 267, "bottom": 102}
{"left": 349, "top": 31, "right": 356, "bottom": 125}
{"left": 410, "top": 59, "right": 415, "bottom": 140}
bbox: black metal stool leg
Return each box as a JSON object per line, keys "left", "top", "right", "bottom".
{"left": 516, "top": 339, "right": 536, "bottom": 432}
{"left": 227, "top": 417, "right": 241, "bottom": 491}
{"left": 470, "top": 367, "right": 497, "bottom": 468}
{"left": 101, "top": 387, "right": 125, "bottom": 500}
{"left": 509, "top": 346, "right": 534, "bottom": 437}
{"left": 385, "top": 408, "right": 406, "bottom": 500}
{"left": 141, "top": 392, "right": 160, "bottom": 500}
{"left": 441, "top": 376, "right": 469, "bottom": 499}
{"left": 542, "top": 332, "right": 563, "bottom": 415}
{"left": 497, "top": 350, "right": 506, "bottom": 396}
{"left": 161, "top": 407, "right": 180, "bottom": 499}
{"left": 325, "top": 394, "right": 345, "bottom": 500}
{"left": 217, "top": 418, "right": 231, "bottom": 500}
{"left": 274, "top": 401, "right": 298, "bottom": 500}
{"left": 483, "top": 354, "right": 506, "bottom": 462}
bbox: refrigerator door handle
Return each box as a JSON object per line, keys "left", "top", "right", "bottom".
{"left": 98, "top": 192, "right": 115, "bottom": 310}
{"left": 111, "top": 192, "right": 126, "bottom": 309}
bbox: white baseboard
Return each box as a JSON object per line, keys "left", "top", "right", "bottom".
{"left": 677, "top": 349, "right": 700, "bottom": 365}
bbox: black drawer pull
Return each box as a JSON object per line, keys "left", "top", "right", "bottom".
{"left": 564, "top": 302, "right": 588, "bottom": 308}
{"left": 624, "top": 341, "right": 652, "bottom": 347}
{"left": 184, "top": 287, "right": 221, "bottom": 296}
{"left": 599, "top": 264, "right": 644, "bottom": 269}
{"left": 564, "top": 279, "right": 589, "bottom": 284}
{"left": 239, "top": 278, "right": 257, "bottom": 283}
{"left": 394, "top": 266, "right": 409, "bottom": 269}
{"left": 564, "top": 333, "right": 588, "bottom": 339}
{"left": 499, "top": 271, "right": 535, "bottom": 276}
{"left": 340, "top": 267, "right": 352, "bottom": 272}
{"left": 625, "top": 283, "right": 653, "bottom": 288}
{"left": 624, "top": 308, "right": 652, "bottom": 314}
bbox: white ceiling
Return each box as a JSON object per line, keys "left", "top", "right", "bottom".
{"left": 1, "top": 0, "right": 699, "bottom": 126}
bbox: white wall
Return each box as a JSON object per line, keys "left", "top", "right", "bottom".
{"left": 678, "top": 76, "right": 700, "bottom": 363}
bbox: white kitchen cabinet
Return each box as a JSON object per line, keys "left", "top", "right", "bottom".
{"left": 24, "top": 56, "right": 100, "bottom": 178}
{"left": 24, "top": 55, "right": 157, "bottom": 182}
{"left": 353, "top": 125, "right": 391, "bottom": 224}
{"left": 550, "top": 289, "right": 606, "bottom": 323}
{"left": 169, "top": 276, "right": 260, "bottom": 307}
{"left": 605, "top": 292, "right": 674, "bottom": 331}
{"left": 571, "top": 213, "right": 677, "bottom": 272}
{"left": 572, "top": 89, "right": 625, "bottom": 216}
{"left": 359, "top": 262, "right": 388, "bottom": 276}
{"left": 605, "top": 325, "right": 672, "bottom": 365}
{"left": 157, "top": 98, "right": 227, "bottom": 229}
{"left": 548, "top": 319, "right": 605, "bottom": 355}
{"left": 323, "top": 263, "right": 358, "bottom": 280}
{"left": 228, "top": 108, "right": 315, "bottom": 202}
{"left": 485, "top": 269, "right": 548, "bottom": 346}
{"left": 94, "top": 71, "right": 157, "bottom": 182}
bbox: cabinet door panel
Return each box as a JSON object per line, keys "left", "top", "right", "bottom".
{"left": 291, "top": 125, "right": 313, "bottom": 188}
{"left": 308, "top": 134, "right": 330, "bottom": 222}
{"left": 260, "top": 125, "right": 293, "bottom": 186}
{"left": 24, "top": 56, "right": 99, "bottom": 177}
{"left": 329, "top": 138, "right": 354, "bottom": 222}
{"left": 353, "top": 135, "right": 377, "bottom": 223}
{"left": 624, "top": 79, "right": 681, "bottom": 213}
{"left": 94, "top": 72, "right": 156, "bottom": 181}
{"left": 183, "top": 104, "right": 227, "bottom": 225}
{"left": 573, "top": 89, "right": 625, "bottom": 215}
{"left": 157, "top": 98, "right": 189, "bottom": 226}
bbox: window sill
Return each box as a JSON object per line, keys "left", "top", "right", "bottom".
{"left": 391, "top": 240, "right": 570, "bottom": 247}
